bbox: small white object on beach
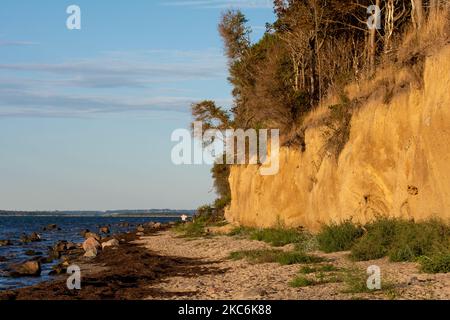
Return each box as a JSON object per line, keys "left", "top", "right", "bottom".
{"left": 181, "top": 214, "right": 188, "bottom": 222}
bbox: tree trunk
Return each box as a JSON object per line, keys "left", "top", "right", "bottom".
{"left": 368, "top": 0, "right": 380, "bottom": 74}
{"left": 309, "top": 37, "right": 317, "bottom": 106}
{"left": 411, "top": 0, "right": 424, "bottom": 30}
{"left": 385, "top": 0, "right": 395, "bottom": 53}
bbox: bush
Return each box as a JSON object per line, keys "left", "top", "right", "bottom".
{"left": 317, "top": 220, "right": 364, "bottom": 253}
{"left": 350, "top": 218, "right": 450, "bottom": 262}
{"left": 419, "top": 253, "right": 450, "bottom": 274}
{"left": 250, "top": 228, "right": 308, "bottom": 247}
{"left": 228, "top": 226, "right": 255, "bottom": 237}
{"left": 173, "top": 214, "right": 210, "bottom": 238}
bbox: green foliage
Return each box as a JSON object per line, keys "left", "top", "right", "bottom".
{"left": 218, "top": 9, "right": 251, "bottom": 61}
{"left": 299, "top": 264, "right": 339, "bottom": 274}
{"left": 350, "top": 218, "right": 450, "bottom": 262}
{"left": 191, "top": 100, "right": 230, "bottom": 132}
{"left": 174, "top": 204, "right": 227, "bottom": 238}
{"left": 419, "top": 253, "right": 450, "bottom": 274}
{"left": 289, "top": 276, "right": 316, "bottom": 288}
{"left": 250, "top": 227, "right": 308, "bottom": 247}
{"left": 341, "top": 268, "right": 374, "bottom": 294}
{"left": 229, "top": 249, "right": 323, "bottom": 265}
{"left": 317, "top": 220, "right": 365, "bottom": 253}
{"left": 211, "top": 163, "right": 231, "bottom": 203}
{"left": 341, "top": 268, "right": 398, "bottom": 298}
{"left": 228, "top": 226, "right": 255, "bottom": 237}
{"left": 173, "top": 214, "right": 209, "bottom": 238}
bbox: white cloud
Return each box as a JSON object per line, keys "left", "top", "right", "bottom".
{"left": 0, "top": 49, "right": 232, "bottom": 118}
{"left": 0, "top": 40, "right": 38, "bottom": 47}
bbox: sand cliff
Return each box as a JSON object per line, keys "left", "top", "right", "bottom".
{"left": 226, "top": 45, "right": 450, "bottom": 232}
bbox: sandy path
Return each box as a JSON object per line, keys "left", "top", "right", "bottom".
{"left": 137, "top": 231, "right": 450, "bottom": 300}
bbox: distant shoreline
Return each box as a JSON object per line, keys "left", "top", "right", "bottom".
{"left": 0, "top": 214, "right": 189, "bottom": 218}
{"left": 0, "top": 209, "right": 196, "bottom": 218}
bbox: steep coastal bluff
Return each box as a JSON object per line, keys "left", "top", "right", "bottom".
{"left": 225, "top": 45, "right": 450, "bottom": 232}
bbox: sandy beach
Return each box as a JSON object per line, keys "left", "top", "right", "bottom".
{"left": 2, "top": 226, "right": 449, "bottom": 300}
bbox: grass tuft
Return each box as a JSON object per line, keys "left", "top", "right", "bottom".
{"left": 419, "top": 253, "right": 450, "bottom": 274}
{"left": 229, "top": 249, "right": 323, "bottom": 265}
{"left": 350, "top": 218, "right": 450, "bottom": 262}
{"left": 317, "top": 220, "right": 365, "bottom": 253}
{"left": 289, "top": 276, "right": 316, "bottom": 288}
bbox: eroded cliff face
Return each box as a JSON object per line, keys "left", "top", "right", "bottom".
{"left": 225, "top": 45, "right": 450, "bottom": 232}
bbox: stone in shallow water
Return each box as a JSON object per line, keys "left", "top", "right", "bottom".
{"left": 9, "top": 260, "right": 41, "bottom": 277}
{"left": 20, "top": 232, "right": 41, "bottom": 243}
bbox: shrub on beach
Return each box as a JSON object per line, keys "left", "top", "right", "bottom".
{"left": 250, "top": 228, "right": 308, "bottom": 247}
{"left": 350, "top": 218, "right": 450, "bottom": 262}
{"left": 316, "top": 220, "right": 364, "bottom": 253}
{"left": 418, "top": 253, "right": 450, "bottom": 274}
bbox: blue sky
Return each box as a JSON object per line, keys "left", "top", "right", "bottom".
{"left": 0, "top": 0, "right": 275, "bottom": 211}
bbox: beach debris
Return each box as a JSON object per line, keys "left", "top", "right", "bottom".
{"left": 9, "top": 260, "right": 41, "bottom": 277}
{"left": 0, "top": 240, "right": 13, "bottom": 246}
{"left": 101, "top": 239, "right": 119, "bottom": 249}
{"left": 181, "top": 214, "right": 189, "bottom": 222}
{"left": 99, "top": 226, "right": 110, "bottom": 234}
{"left": 20, "top": 232, "right": 41, "bottom": 243}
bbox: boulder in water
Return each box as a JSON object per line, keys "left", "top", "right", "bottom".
{"left": 20, "top": 232, "right": 41, "bottom": 243}
{"left": 99, "top": 226, "right": 110, "bottom": 234}
{"left": 9, "top": 260, "right": 41, "bottom": 277}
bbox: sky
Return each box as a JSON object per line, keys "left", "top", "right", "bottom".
{"left": 0, "top": 0, "right": 275, "bottom": 211}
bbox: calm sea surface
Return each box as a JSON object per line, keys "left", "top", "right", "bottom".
{"left": 0, "top": 216, "right": 178, "bottom": 290}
